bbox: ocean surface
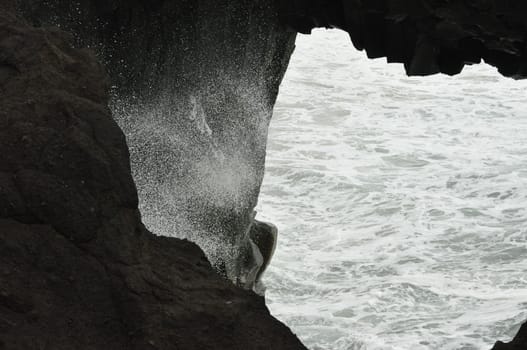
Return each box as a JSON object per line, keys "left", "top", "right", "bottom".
{"left": 256, "top": 29, "right": 527, "bottom": 350}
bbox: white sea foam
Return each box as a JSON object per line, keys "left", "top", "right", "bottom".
{"left": 257, "top": 29, "right": 527, "bottom": 350}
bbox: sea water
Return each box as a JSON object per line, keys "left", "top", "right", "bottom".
{"left": 256, "top": 29, "right": 527, "bottom": 350}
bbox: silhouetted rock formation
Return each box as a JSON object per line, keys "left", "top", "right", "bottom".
{"left": 492, "top": 322, "right": 527, "bottom": 350}
{"left": 281, "top": 1, "right": 527, "bottom": 78}
{"left": 3, "top": 0, "right": 526, "bottom": 349}
{"left": 18, "top": 0, "right": 297, "bottom": 284}
{"left": 0, "top": 5, "right": 306, "bottom": 349}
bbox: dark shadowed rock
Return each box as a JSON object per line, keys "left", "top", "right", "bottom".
{"left": 18, "top": 0, "right": 297, "bottom": 284}
{"left": 250, "top": 220, "right": 278, "bottom": 289}
{"left": 492, "top": 323, "right": 527, "bottom": 350}
{"left": 280, "top": 1, "right": 527, "bottom": 78}
{"left": 2, "top": 0, "right": 526, "bottom": 349}
{"left": 0, "top": 5, "right": 306, "bottom": 349}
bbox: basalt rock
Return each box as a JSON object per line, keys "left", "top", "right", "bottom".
{"left": 17, "top": 0, "right": 297, "bottom": 285}
{"left": 4, "top": 0, "right": 527, "bottom": 349}
{"left": 280, "top": 0, "right": 527, "bottom": 78}
{"left": 17, "top": 0, "right": 527, "bottom": 290}
{"left": 0, "top": 5, "right": 306, "bottom": 349}
{"left": 492, "top": 322, "right": 527, "bottom": 350}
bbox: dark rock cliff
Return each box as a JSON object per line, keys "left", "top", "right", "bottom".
{"left": 18, "top": 0, "right": 297, "bottom": 284}
{"left": 0, "top": 4, "right": 306, "bottom": 349}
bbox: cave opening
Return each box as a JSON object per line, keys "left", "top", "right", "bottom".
{"left": 257, "top": 28, "right": 527, "bottom": 350}
{"left": 5, "top": 1, "right": 527, "bottom": 349}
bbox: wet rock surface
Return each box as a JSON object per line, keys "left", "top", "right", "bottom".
{"left": 0, "top": 5, "right": 306, "bottom": 349}
{"left": 18, "top": 0, "right": 297, "bottom": 282}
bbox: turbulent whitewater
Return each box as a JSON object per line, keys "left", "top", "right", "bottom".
{"left": 257, "top": 29, "right": 527, "bottom": 350}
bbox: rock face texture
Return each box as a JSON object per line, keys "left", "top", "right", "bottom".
{"left": 18, "top": 0, "right": 297, "bottom": 284}
{"left": 0, "top": 5, "right": 306, "bottom": 349}
{"left": 3, "top": 0, "right": 526, "bottom": 349}
{"left": 281, "top": 0, "right": 527, "bottom": 78}
{"left": 492, "top": 322, "right": 527, "bottom": 350}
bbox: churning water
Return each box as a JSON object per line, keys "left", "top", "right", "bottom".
{"left": 256, "top": 29, "right": 527, "bottom": 350}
